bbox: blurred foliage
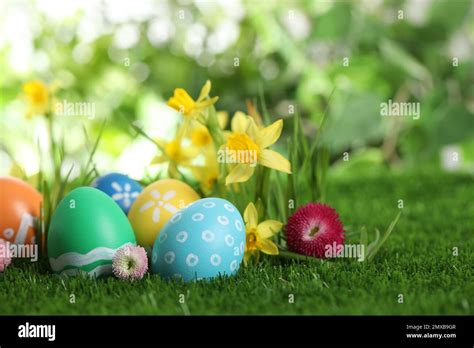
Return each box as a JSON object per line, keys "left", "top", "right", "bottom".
{"left": 0, "top": 0, "right": 473, "bottom": 179}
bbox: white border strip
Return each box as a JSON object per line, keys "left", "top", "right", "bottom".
{"left": 49, "top": 242, "right": 134, "bottom": 271}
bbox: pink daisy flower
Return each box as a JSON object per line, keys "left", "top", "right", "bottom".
{"left": 0, "top": 238, "right": 12, "bottom": 272}
{"left": 112, "top": 245, "right": 148, "bottom": 281}
{"left": 285, "top": 203, "right": 345, "bottom": 258}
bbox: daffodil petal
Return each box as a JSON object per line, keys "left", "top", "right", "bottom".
{"left": 256, "top": 239, "right": 279, "bottom": 255}
{"left": 174, "top": 88, "right": 195, "bottom": 104}
{"left": 217, "top": 111, "right": 229, "bottom": 129}
{"left": 181, "top": 145, "right": 200, "bottom": 159}
{"left": 222, "top": 130, "right": 232, "bottom": 140}
{"left": 244, "top": 202, "right": 258, "bottom": 228}
{"left": 225, "top": 163, "right": 255, "bottom": 185}
{"left": 195, "top": 96, "right": 218, "bottom": 109}
{"left": 197, "top": 80, "right": 211, "bottom": 101}
{"left": 257, "top": 220, "right": 283, "bottom": 239}
{"left": 247, "top": 117, "right": 260, "bottom": 140}
{"left": 167, "top": 98, "right": 184, "bottom": 113}
{"left": 257, "top": 119, "right": 283, "bottom": 149}
{"left": 258, "top": 149, "right": 292, "bottom": 174}
{"left": 231, "top": 111, "right": 250, "bottom": 133}
{"left": 176, "top": 118, "right": 191, "bottom": 138}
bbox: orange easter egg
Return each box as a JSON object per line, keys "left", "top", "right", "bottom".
{"left": 0, "top": 176, "right": 42, "bottom": 245}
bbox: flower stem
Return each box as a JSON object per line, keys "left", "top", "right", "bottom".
{"left": 255, "top": 167, "right": 269, "bottom": 210}
{"left": 47, "top": 113, "right": 59, "bottom": 183}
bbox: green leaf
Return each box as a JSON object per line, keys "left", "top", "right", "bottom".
{"left": 379, "top": 39, "right": 431, "bottom": 83}
{"left": 323, "top": 92, "right": 383, "bottom": 153}
{"left": 428, "top": 0, "right": 472, "bottom": 32}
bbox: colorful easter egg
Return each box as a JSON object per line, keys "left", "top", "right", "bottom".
{"left": 151, "top": 198, "right": 245, "bottom": 282}
{"left": 128, "top": 179, "right": 200, "bottom": 247}
{"left": 47, "top": 187, "right": 136, "bottom": 277}
{"left": 0, "top": 176, "right": 42, "bottom": 245}
{"left": 91, "top": 173, "right": 142, "bottom": 214}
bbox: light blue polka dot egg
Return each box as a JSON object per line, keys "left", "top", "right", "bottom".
{"left": 151, "top": 197, "right": 245, "bottom": 282}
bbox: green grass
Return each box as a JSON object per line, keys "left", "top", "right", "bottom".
{"left": 0, "top": 171, "right": 472, "bottom": 315}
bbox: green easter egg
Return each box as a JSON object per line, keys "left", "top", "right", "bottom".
{"left": 47, "top": 187, "right": 136, "bottom": 277}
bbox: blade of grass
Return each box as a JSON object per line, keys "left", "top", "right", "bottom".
{"left": 81, "top": 120, "right": 106, "bottom": 185}
{"left": 360, "top": 226, "right": 368, "bottom": 260}
{"left": 367, "top": 228, "right": 381, "bottom": 256}
{"left": 367, "top": 212, "right": 402, "bottom": 261}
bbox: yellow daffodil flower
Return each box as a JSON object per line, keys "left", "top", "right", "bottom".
{"left": 187, "top": 122, "right": 219, "bottom": 194}
{"left": 216, "top": 111, "right": 229, "bottom": 130}
{"left": 222, "top": 113, "right": 291, "bottom": 185}
{"left": 231, "top": 111, "right": 259, "bottom": 131}
{"left": 243, "top": 202, "right": 282, "bottom": 264}
{"left": 167, "top": 80, "right": 219, "bottom": 119}
{"left": 186, "top": 112, "right": 228, "bottom": 193}
{"left": 189, "top": 122, "right": 213, "bottom": 148}
{"left": 22, "top": 80, "right": 57, "bottom": 118}
{"left": 245, "top": 99, "right": 264, "bottom": 127}
{"left": 151, "top": 137, "right": 200, "bottom": 177}
{"left": 191, "top": 150, "right": 220, "bottom": 195}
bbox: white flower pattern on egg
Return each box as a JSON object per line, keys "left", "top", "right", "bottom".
{"left": 139, "top": 190, "right": 178, "bottom": 223}
{"left": 110, "top": 181, "right": 140, "bottom": 208}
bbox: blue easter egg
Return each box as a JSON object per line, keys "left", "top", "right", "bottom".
{"left": 151, "top": 198, "right": 245, "bottom": 282}
{"left": 91, "top": 173, "right": 142, "bottom": 214}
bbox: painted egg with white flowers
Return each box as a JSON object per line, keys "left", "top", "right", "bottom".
{"left": 128, "top": 179, "right": 200, "bottom": 247}
{"left": 91, "top": 173, "right": 142, "bottom": 214}
{"left": 151, "top": 197, "right": 245, "bottom": 282}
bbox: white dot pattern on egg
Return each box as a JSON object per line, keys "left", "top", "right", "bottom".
{"left": 151, "top": 198, "right": 246, "bottom": 282}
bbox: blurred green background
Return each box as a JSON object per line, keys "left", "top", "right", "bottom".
{"left": 1, "top": 0, "right": 473, "bottom": 180}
